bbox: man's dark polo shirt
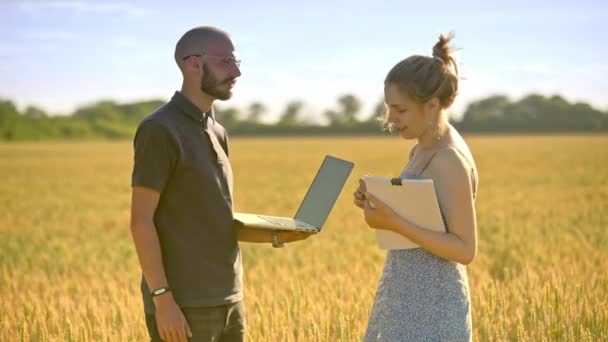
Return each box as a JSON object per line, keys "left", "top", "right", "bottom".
{"left": 132, "top": 91, "right": 242, "bottom": 314}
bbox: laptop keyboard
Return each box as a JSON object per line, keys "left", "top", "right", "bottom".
{"left": 258, "top": 216, "right": 317, "bottom": 231}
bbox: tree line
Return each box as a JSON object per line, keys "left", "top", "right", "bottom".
{"left": 0, "top": 93, "right": 606, "bottom": 140}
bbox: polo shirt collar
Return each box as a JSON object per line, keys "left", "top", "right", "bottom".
{"left": 171, "top": 91, "right": 216, "bottom": 124}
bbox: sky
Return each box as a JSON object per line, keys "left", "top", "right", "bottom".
{"left": 1, "top": 0, "right": 607, "bottom": 122}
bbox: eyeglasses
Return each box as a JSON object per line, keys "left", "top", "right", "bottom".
{"left": 182, "top": 53, "right": 241, "bottom": 68}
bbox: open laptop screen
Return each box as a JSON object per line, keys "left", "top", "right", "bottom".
{"left": 294, "top": 155, "right": 354, "bottom": 229}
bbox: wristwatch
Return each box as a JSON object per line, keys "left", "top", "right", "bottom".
{"left": 151, "top": 286, "right": 171, "bottom": 297}
{"left": 271, "top": 230, "right": 285, "bottom": 248}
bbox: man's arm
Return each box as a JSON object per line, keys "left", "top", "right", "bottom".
{"left": 130, "top": 186, "right": 169, "bottom": 295}
{"left": 131, "top": 186, "right": 191, "bottom": 342}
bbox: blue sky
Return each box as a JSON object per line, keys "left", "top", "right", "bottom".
{"left": 1, "top": 0, "right": 606, "bottom": 122}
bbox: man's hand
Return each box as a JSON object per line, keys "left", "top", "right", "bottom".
{"left": 153, "top": 293, "right": 192, "bottom": 342}
{"left": 279, "top": 231, "right": 314, "bottom": 243}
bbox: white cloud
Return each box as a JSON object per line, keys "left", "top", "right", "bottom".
{"left": 18, "top": 1, "right": 153, "bottom": 17}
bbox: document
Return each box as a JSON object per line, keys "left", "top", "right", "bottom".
{"left": 361, "top": 176, "right": 446, "bottom": 250}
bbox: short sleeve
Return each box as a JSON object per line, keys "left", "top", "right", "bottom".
{"left": 131, "top": 120, "right": 177, "bottom": 193}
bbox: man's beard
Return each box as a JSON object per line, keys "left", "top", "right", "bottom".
{"left": 200, "top": 64, "right": 234, "bottom": 100}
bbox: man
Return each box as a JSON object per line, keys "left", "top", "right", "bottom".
{"left": 130, "top": 26, "right": 311, "bottom": 342}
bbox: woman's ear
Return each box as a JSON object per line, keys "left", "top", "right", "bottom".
{"left": 424, "top": 97, "right": 441, "bottom": 119}
{"left": 428, "top": 97, "right": 440, "bottom": 113}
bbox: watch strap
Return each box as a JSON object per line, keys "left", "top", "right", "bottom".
{"left": 272, "top": 230, "right": 285, "bottom": 248}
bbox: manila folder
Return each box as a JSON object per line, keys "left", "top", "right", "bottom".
{"left": 362, "top": 176, "right": 446, "bottom": 250}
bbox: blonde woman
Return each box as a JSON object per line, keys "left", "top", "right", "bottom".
{"left": 354, "top": 33, "right": 478, "bottom": 341}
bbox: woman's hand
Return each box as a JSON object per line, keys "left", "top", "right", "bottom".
{"left": 362, "top": 192, "right": 399, "bottom": 232}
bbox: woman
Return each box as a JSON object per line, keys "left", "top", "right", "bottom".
{"left": 354, "top": 33, "right": 478, "bottom": 341}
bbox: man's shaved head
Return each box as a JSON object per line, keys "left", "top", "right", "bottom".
{"left": 175, "top": 26, "right": 240, "bottom": 101}
{"left": 174, "top": 26, "right": 231, "bottom": 68}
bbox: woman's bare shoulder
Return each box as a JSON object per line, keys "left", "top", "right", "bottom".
{"left": 428, "top": 147, "right": 473, "bottom": 180}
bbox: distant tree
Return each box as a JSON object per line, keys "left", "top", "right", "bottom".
{"left": 74, "top": 101, "right": 122, "bottom": 123}
{"left": 0, "top": 99, "right": 20, "bottom": 140}
{"left": 0, "top": 99, "right": 19, "bottom": 121}
{"left": 457, "top": 93, "right": 608, "bottom": 132}
{"left": 367, "top": 98, "right": 386, "bottom": 123}
{"left": 25, "top": 106, "right": 47, "bottom": 118}
{"left": 324, "top": 109, "right": 338, "bottom": 126}
{"left": 278, "top": 101, "right": 304, "bottom": 126}
{"left": 119, "top": 100, "right": 165, "bottom": 123}
{"left": 338, "top": 94, "right": 361, "bottom": 125}
{"left": 460, "top": 95, "right": 511, "bottom": 131}
{"left": 326, "top": 94, "right": 362, "bottom": 126}
{"left": 246, "top": 102, "right": 267, "bottom": 123}
{"left": 215, "top": 107, "right": 240, "bottom": 128}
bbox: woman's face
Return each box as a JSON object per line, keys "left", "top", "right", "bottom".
{"left": 384, "top": 83, "right": 430, "bottom": 140}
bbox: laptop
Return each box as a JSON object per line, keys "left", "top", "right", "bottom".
{"left": 233, "top": 155, "right": 354, "bottom": 233}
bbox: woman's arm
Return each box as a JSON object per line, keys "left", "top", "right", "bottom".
{"left": 363, "top": 148, "right": 477, "bottom": 264}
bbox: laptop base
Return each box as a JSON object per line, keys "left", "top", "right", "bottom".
{"left": 233, "top": 213, "right": 318, "bottom": 233}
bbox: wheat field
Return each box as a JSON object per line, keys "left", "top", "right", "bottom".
{"left": 0, "top": 135, "right": 607, "bottom": 341}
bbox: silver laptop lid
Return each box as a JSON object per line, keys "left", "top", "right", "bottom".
{"left": 294, "top": 155, "right": 354, "bottom": 229}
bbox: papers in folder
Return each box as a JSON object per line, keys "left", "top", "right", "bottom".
{"left": 362, "top": 176, "right": 446, "bottom": 250}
